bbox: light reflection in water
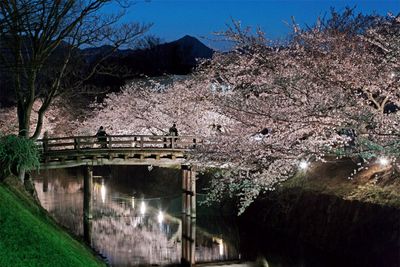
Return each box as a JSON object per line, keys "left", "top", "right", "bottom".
{"left": 131, "top": 197, "right": 135, "bottom": 209}
{"left": 158, "top": 211, "right": 164, "bottom": 224}
{"left": 33, "top": 170, "right": 239, "bottom": 266}
{"left": 100, "top": 181, "right": 106, "bottom": 203}
{"left": 140, "top": 201, "right": 146, "bottom": 215}
{"left": 213, "top": 237, "right": 225, "bottom": 256}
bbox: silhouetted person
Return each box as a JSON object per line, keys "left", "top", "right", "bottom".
{"left": 168, "top": 123, "right": 178, "bottom": 148}
{"left": 260, "top": 128, "right": 269, "bottom": 135}
{"left": 96, "top": 126, "right": 107, "bottom": 148}
{"left": 169, "top": 123, "right": 178, "bottom": 136}
{"left": 211, "top": 123, "right": 223, "bottom": 133}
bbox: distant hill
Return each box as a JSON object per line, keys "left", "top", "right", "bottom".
{"left": 83, "top": 35, "right": 214, "bottom": 88}
{"left": 164, "top": 35, "right": 215, "bottom": 67}
{"left": 0, "top": 36, "right": 214, "bottom": 107}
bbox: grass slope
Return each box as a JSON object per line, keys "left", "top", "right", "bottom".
{"left": 0, "top": 178, "right": 105, "bottom": 267}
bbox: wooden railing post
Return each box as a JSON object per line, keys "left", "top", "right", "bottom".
{"left": 74, "top": 137, "right": 80, "bottom": 150}
{"left": 140, "top": 136, "right": 144, "bottom": 149}
{"left": 108, "top": 136, "right": 112, "bottom": 149}
{"left": 171, "top": 136, "right": 175, "bottom": 149}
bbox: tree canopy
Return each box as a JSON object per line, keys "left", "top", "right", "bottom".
{"left": 73, "top": 10, "right": 400, "bottom": 210}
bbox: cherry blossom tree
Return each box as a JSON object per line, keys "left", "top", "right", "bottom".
{"left": 76, "top": 77, "right": 235, "bottom": 137}
{"left": 72, "top": 10, "right": 400, "bottom": 211}
{"left": 194, "top": 11, "right": 400, "bottom": 210}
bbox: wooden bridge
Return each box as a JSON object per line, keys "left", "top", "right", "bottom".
{"left": 37, "top": 134, "right": 200, "bottom": 169}
{"left": 36, "top": 134, "right": 199, "bottom": 266}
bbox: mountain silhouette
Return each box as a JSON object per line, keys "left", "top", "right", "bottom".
{"left": 0, "top": 36, "right": 214, "bottom": 107}
{"left": 88, "top": 35, "right": 213, "bottom": 75}
{"left": 166, "top": 35, "right": 214, "bottom": 66}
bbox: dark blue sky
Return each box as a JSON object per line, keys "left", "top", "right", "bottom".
{"left": 110, "top": 0, "right": 400, "bottom": 50}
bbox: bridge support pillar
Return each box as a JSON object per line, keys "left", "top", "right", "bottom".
{"left": 83, "top": 166, "right": 93, "bottom": 246}
{"left": 43, "top": 169, "right": 49, "bottom": 193}
{"left": 181, "top": 165, "right": 196, "bottom": 266}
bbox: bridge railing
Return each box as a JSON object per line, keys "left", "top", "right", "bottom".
{"left": 37, "top": 134, "right": 200, "bottom": 153}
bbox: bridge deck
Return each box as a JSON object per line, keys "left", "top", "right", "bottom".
{"left": 37, "top": 134, "right": 199, "bottom": 169}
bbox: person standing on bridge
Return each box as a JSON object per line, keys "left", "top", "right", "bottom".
{"left": 168, "top": 123, "right": 178, "bottom": 148}
{"left": 96, "top": 126, "right": 107, "bottom": 148}
{"left": 169, "top": 123, "right": 178, "bottom": 137}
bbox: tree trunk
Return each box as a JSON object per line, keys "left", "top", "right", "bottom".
{"left": 18, "top": 166, "right": 26, "bottom": 183}
{"left": 30, "top": 101, "right": 49, "bottom": 140}
{"left": 16, "top": 103, "right": 31, "bottom": 183}
{"left": 17, "top": 103, "right": 31, "bottom": 138}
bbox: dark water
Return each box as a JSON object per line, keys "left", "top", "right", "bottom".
{"left": 33, "top": 166, "right": 400, "bottom": 267}
{"left": 33, "top": 166, "right": 239, "bottom": 266}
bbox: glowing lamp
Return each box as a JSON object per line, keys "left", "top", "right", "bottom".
{"left": 378, "top": 157, "right": 389, "bottom": 167}
{"left": 299, "top": 161, "right": 309, "bottom": 170}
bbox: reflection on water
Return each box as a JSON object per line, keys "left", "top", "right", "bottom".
{"left": 34, "top": 167, "right": 239, "bottom": 266}
{"left": 100, "top": 182, "right": 106, "bottom": 203}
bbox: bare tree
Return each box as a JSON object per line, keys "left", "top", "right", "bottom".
{"left": 137, "top": 34, "right": 162, "bottom": 50}
{"left": 0, "top": 0, "right": 151, "bottom": 139}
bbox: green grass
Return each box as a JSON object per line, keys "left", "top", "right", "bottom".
{"left": 0, "top": 178, "right": 105, "bottom": 267}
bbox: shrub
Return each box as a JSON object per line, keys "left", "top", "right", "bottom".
{"left": 0, "top": 134, "right": 40, "bottom": 179}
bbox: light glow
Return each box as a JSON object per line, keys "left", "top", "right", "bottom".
{"left": 100, "top": 182, "right": 106, "bottom": 203}
{"left": 212, "top": 237, "right": 224, "bottom": 256}
{"left": 378, "top": 157, "right": 390, "bottom": 167}
{"left": 299, "top": 160, "right": 309, "bottom": 170}
{"left": 219, "top": 240, "right": 224, "bottom": 256}
{"left": 157, "top": 211, "right": 164, "bottom": 224}
{"left": 140, "top": 201, "right": 146, "bottom": 215}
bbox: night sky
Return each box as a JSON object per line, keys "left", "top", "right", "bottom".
{"left": 109, "top": 0, "right": 399, "bottom": 50}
